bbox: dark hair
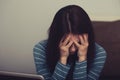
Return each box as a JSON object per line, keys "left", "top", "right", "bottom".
{"left": 46, "top": 5, "right": 95, "bottom": 80}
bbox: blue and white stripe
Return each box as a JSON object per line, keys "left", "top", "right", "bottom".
{"left": 33, "top": 40, "right": 107, "bottom": 80}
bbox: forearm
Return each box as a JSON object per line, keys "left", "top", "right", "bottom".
{"left": 52, "top": 61, "right": 70, "bottom": 80}
{"left": 73, "top": 60, "right": 87, "bottom": 80}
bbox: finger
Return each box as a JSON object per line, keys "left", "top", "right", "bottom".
{"left": 73, "top": 40, "right": 80, "bottom": 47}
{"left": 66, "top": 41, "right": 73, "bottom": 48}
{"left": 63, "top": 34, "right": 71, "bottom": 46}
{"left": 84, "top": 34, "right": 88, "bottom": 43}
{"left": 79, "top": 35, "right": 84, "bottom": 44}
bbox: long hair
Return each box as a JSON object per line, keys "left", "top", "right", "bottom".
{"left": 46, "top": 5, "right": 95, "bottom": 80}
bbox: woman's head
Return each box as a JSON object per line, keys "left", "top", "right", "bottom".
{"left": 48, "top": 5, "right": 94, "bottom": 48}
{"left": 46, "top": 5, "right": 95, "bottom": 75}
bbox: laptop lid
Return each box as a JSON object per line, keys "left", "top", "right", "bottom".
{"left": 0, "top": 71, "right": 44, "bottom": 80}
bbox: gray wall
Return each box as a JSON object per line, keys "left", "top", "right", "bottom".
{"left": 0, "top": 0, "right": 120, "bottom": 74}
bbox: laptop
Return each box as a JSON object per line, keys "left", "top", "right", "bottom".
{"left": 0, "top": 71, "right": 44, "bottom": 80}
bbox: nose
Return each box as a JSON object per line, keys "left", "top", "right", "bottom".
{"left": 69, "top": 44, "right": 76, "bottom": 53}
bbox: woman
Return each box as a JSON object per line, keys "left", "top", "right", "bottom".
{"left": 33, "top": 5, "right": 107, "bottom": 80}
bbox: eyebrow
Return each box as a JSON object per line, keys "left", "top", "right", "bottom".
{"left": 67, "top": 13, "right": 72, "bottom": 32}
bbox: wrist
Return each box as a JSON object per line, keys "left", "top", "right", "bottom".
{"left": 78, "top": 56, "right": 87, "bottom": 62}
{"left": 60, "top": 57, "right": 67, "bottom": 65}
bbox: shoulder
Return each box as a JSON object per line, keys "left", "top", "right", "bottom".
{"left": 95, "top": 43, "right": 107, "bottom": 57}
{"left": 34, "top": 40, "right": 48, "bottom": 49}
{"left": 33, "top": 40, "right": 48, "bottom": 55}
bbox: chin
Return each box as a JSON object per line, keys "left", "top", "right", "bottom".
{"left": 70, "top": 52, "right": 75, "bottom": 55}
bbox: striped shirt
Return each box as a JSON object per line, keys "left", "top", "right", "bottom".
{"left": 33, "top": 40, "right": 107, "bottom": 80}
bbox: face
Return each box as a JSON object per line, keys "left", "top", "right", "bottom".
{"left": 69, "top": 34, "right": 79, "bottom": 54}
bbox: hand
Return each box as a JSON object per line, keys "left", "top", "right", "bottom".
{"left": 59, "top": 34, "right": 73, "bottom": 58}
{"left": 59, "top": 34, "right": 73, "bottom": 64}
{"left": 73, "top": 34, "right": 89, "bottom": 61}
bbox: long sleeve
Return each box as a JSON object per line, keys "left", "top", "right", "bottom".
{"left": 73, "top": 43, "right": 107, "bottom": 80}
{"left": 33, "top": 40, "right": 70, "bottom": 80}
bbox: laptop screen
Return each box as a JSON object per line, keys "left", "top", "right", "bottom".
{"left": 0, "top": 71, "right": 44, "bottom": 80}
